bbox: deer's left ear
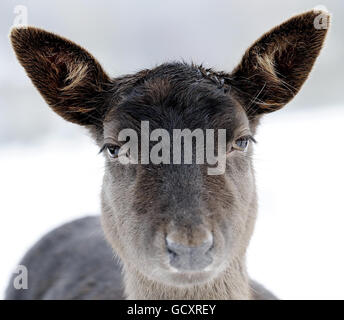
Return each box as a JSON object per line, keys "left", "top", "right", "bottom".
{"left": 10, "top": 26, "right": 111, "bottom": 126}
{"left": 230, "top": 9, "right": 330, "bottom": 117}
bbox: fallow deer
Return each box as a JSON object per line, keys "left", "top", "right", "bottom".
{"left": 6, "top": 9, "right": 329, "bottom": 300}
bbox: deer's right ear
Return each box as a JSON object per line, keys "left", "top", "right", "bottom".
{"left": 230, "top": 10, "right": 330, "bottom": 118}
{"left": 10, "top": 26, "right": 111, "bottom": 126}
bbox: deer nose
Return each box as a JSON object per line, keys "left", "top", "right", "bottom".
{"left": 166, "top": 233, "right": 213, "bottom": 271}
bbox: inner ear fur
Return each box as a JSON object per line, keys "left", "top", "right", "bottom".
{"left": 10, "top": 26, "right": 111, "bottom": 126}
{"left": 230, "top": 9, "right": 330, "bottom": 117}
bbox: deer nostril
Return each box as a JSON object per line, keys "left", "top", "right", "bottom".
{"left": 167, "top": 247, "right": 177, "bottom": 259}
{"left": 165, "top": 234, "right": 214, "bottom": 271}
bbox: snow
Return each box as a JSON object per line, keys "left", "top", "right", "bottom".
{"left": 1, "top": 105, "right": 344, "bottom": 299}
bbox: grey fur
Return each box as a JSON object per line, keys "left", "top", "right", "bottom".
{"left": 6, "top": 217, "right": 124, "bottom": 300}
{"left": 5, "top": 216, "right": 275, "bottom": 300}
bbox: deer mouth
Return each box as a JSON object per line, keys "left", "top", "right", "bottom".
{"left": 164, "top": 266, "right": 218, "bottom": 286}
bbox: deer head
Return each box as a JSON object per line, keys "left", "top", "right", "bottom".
{"left": 10, "top": 10, "right": 329, "bottom": 294}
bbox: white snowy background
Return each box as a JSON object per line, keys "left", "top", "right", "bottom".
{"left": 1, "top": 0, "right": 344, "bottom": 299}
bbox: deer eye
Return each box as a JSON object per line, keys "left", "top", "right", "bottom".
{"left": 105, "top": 144, "right": 121, "bottom": 158}
{"left": 233, "top": 136, "right": 251, "bottom": 151}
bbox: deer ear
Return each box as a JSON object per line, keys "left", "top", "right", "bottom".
{"left": 230, "top": 10, "right": 330, "bottom": 117}
{"left": 10, "top": 26, "right": 111, "bottom": 126}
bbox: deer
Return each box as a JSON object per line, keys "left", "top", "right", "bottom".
{"left": 6, "top": 9, "right": 329, "bottom": 300}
